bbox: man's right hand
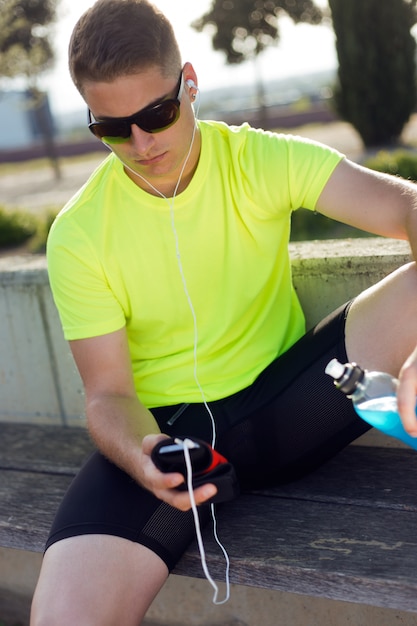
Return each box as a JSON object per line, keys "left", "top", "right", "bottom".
{"left": 140, "top": 434, "right": 217, "bottom": 511}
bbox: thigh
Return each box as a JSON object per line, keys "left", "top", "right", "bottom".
{"left": 46, "top": 450, "right": 209, "bottom": 571}
{"left": 31, "top": 534, "right": 167, "bottom": 626}
{"left": 346, "top": 262, "right": 417, "bottom": 376}
{"left": 217, "top": 302, "right": 371, "bottom": 487}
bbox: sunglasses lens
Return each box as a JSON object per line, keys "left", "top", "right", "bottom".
{"left": 91, "top": 121, "right": 131, "bottom": 143}
{"left": 138, "top": 101, "right": 180, "bottom": 133}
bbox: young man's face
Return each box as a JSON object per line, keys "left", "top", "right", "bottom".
{"left": 84, "top": 64, "right": 199, "bottom": 194}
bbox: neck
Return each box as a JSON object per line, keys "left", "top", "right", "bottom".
{"left": 125, "top": 126, "right": 201, "bottom": 198}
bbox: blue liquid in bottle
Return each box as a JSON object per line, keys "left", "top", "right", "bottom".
{"left": 325, "top": 359, "right": 417, "bottom": 450}
{"left": 355, "top": 396, "right": 417, "bottom": 450}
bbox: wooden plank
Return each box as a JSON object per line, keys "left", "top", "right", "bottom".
{"left": 0, "top": 423, "right": 94, "bottom": 474}
{"left": 3, "top": 465, "right": 417, "bottom": 613}
{"left": 2, "top": 423, "right": 417, "bottom": 507}
{"left": 174, "top": 492, "right": 417, "bottom": 612}
{"left": 0, "top": 470, "right": 73, "bottom": 552}
{"left": 4, "top": 463, "right": 417, "bottom": 614}
{"left": 3, "top": 424, "right": 417, "bottom": 611}
{"left": 252, "top": 445, "right": 417, "bottom": 512}
{"left": 2, "top": 424, "right": 417, "bottom": 516}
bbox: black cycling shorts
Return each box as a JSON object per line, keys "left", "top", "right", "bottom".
{"left": 45, "top": 301, "right": 370, "bottom": 570}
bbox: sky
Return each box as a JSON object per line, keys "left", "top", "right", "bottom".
{"left": 39, "top": 0, "right": 337, "bottom": 116}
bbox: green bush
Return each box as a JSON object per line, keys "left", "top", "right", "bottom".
{"left": 28, "top": 210, "right": 57, "bottom": 253}
{"left": 0, "top": 207, "right": 37, "bottom": 247}
{"left": 291, "top": 149, "right": 417, "bottom": 241}
{"left": 364, "top": 149, "right": 417, "bottom": 181}
{"left": 290, "top": 208, "right": 371, "bottom": 241}
{"left": 0, "top": 206, "right": 57, "bottom": 252}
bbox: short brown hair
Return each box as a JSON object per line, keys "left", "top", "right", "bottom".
{"left": 69, "top": 0, "right": 182, "bottom": 94}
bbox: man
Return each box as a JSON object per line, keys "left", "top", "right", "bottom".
{"left": 31, "top": 0, "right": 417, "bottom": 624}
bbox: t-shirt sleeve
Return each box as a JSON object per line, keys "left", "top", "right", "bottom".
{"left": 47, "top": 217, "right": 126, "bottom": 341}
{"left": 285, "top": 134, "right": 345, "bottom": 211}
{"left": 241, "top": 128, "right": 345, "bottom": 216}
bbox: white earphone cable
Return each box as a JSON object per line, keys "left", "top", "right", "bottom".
{"left": 107, "top": 87, "right": 231, "bottom": 603}
{"left": 182, "top": 439, "right": 230, "bottom": 605}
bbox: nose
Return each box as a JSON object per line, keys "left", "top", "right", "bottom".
{"left": 129, "top": 123, "right": 155, "bottom": 152}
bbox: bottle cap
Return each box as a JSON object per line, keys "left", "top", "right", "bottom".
{"left": 325, "top": 358, "right": 346, "bottom": 380}
{"left": 325, "top": 358, "right": 365, "bottom": 395}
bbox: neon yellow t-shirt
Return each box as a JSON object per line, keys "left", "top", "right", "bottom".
{"left": 47, "top": 120, "right": 343, "bottom": 407}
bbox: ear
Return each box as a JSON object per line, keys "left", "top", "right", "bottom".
{"left": 183, "top": 61, "right": 198, "bottom": 99}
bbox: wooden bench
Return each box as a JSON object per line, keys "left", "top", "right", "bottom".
{"left": 2, "top": 422, "right": 417, "bottom": 613}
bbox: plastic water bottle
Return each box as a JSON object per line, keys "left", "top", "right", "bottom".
{"left": 325, "top": 358, "right": 417, "bottom": 450}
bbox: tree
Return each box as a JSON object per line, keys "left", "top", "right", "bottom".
{"left": 329, "top": 0, "right": 417, "bottom": 148}
{"left": 192, "top": 0, "right": 324, "bottom": 126}
{"left": 0, "top": 0, "right": 57, "bottom": 79}
{"left": 192, "top": 0, "right": 323, "bottom": 64}
{"left": 0, "top": 0, "right": 60, "bottom": 177}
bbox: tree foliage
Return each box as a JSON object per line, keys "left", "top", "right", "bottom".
{"left": 192, "top": 0, "right": 323, "bottom": 65}
{"left": 0, "top": 0, "right": 61, "bottom": 178}
{"left": 0, "top": 0, "right": 58, "bottom": 83}
{"left": 329, "top": 0, "right": 417, "bottom": 147}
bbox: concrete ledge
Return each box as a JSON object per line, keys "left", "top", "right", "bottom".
{"left": 289, "top": 237, "right": 412, "bottom": 328}
{"left": 0, "top": 255, "right": 84, "bottom": 425}
{"left": 0, "top": 237, "right": 411, "bottom": 425}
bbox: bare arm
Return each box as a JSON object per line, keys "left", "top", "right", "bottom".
{"left": 70, "top": 328, "right": 216, "bottom": 510}
{"left": 317, "top": 158, "right": 417, "bottom": 430}
{"left": 316, "top": 158, "right": 417, "bottom": 250}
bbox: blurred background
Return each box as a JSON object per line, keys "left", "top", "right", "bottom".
{"left": 1, "top": 0, "right": 417, "bottom": 251}
{"left": 2, "top": 4, "right": 417, "bottom": 623}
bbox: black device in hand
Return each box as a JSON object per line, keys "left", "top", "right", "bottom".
{"left": 151, "top": 436, "right": 239, "bottom": 504}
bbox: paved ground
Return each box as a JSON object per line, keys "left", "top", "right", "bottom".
{"left": 0, "top": 588, "right": 242, "bottom": 626}
{"left": 0, "top": 589, "right": 178, "bottom": 626}
{"left": 5, "top": 115, "right": 417, "bottom": 216}
{"left": 0, "top": 152, "right": 106, "bottom": 214}
{"left": 3, "top": 114, "right": 417, "bottom": 216}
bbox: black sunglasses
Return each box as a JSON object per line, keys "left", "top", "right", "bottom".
{"left": 88, "top": 72, "right": 184, "bottom": 144}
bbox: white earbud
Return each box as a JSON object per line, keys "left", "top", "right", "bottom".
{"left": 186, "top": 79, "right": 198, "bottom": 90}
